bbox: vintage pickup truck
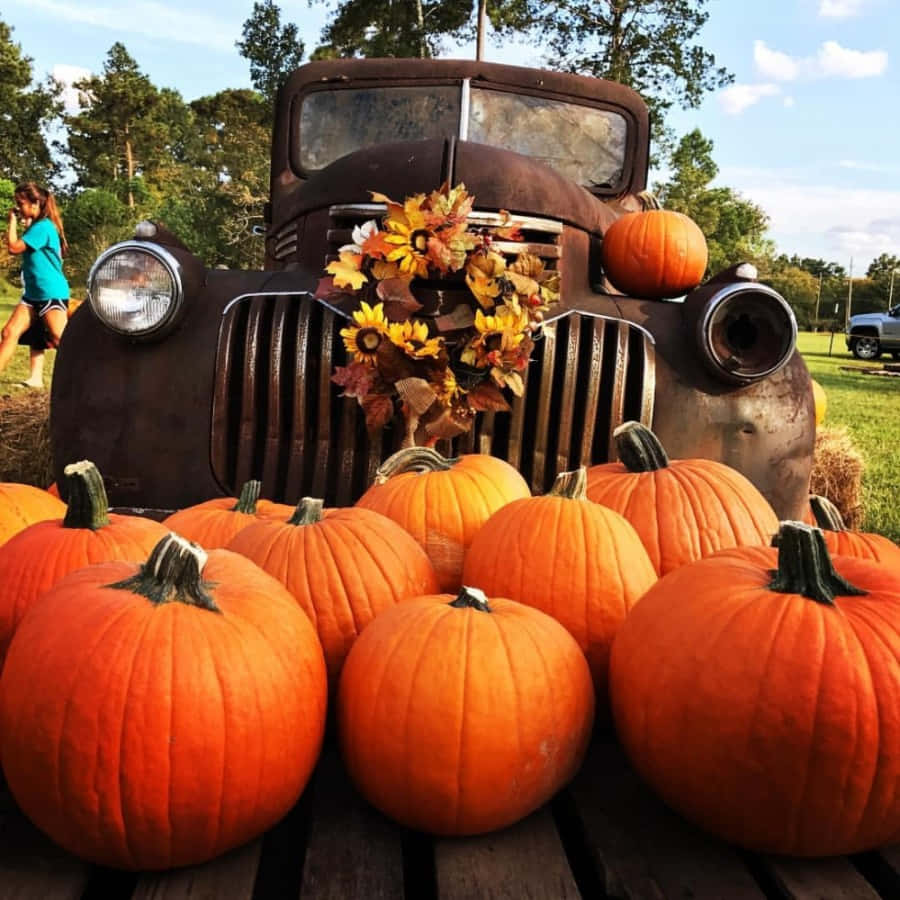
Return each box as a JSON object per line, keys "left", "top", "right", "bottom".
{"left": 50, "top": 58, "right": 814, "bottom": 519}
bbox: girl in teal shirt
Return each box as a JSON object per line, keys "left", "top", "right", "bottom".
{"left": 0, "top": 182, "right": 70, "bottom": 385}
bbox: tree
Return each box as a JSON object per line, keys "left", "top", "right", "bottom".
{"left": 866, "top": 253, "right": 900, "bottom": 307}
{"left": 0, "top": 19, "right": 63, "bottom": 183}
{"left": 764, "top": 266, "right": 819, "bottom": 330}
{"left": 237, "top": 0, "right": 305, "bottom": 106}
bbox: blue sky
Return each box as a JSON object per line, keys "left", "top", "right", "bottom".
{"left": 8, "top": 0, "right": 900, "bottom": 274}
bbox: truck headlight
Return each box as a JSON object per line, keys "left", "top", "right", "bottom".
{"left": 88, "top": 241, "right": 184, "bottom": 337}
{"left": 696, "top": 283, "right": 797, "bottom": 384}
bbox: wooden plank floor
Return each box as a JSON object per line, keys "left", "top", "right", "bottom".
{"left": 0, "top": 736, "right": 898, "bottom": 900}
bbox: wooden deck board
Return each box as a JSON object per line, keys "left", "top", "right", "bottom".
{"left": 761, "top": 855, "right": 880, "bottom": 900}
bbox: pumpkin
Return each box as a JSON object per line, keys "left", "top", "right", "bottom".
{"left": 585, "top": 421, "right": 779, "bottom": 575}
{"left": 809, "top": 494, "right": 900, "bottom": 565}
{"left": 811, "top": 378, "right": 827, "bottom": 426}
{"left": 162, "top": 479, "right": 273, "bottom": 548}
{"left": 600, "top": 192, "right": 708, "bottom": 299}
{"left": 0, "top": 534, "right": 327, "bottom": 870}
{"left": 462, "top": 468, "right": 656, "bottom": 700}
{"left": 0, "top": 481, "right": 65, "bottom": 546}
{"left": 47, "top": 481, "right": 60, "bottom": 498}
{"left": 610, "top": 521, "right": 900, "bottom": 856}
{"left": 0, "top": 460, "right": 169, "bottom": 664}
{"left": 226, "top": 498, "right": 439, "bottom": 690}
{"left": 355, "top": 447, "right": 531, "bottom": 591}
{"left": 339, "top": 586, "right": 594, "bottom": 835}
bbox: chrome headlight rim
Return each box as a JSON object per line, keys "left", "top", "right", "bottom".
{"left": 87, "top": 240, "right": 184, "bottom": 338}
{"left": 697, "top": 282, "right": 798, "bottom": 385}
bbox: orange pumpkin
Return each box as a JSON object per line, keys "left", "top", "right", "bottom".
{"left": 809, "top": 494, "right": 900, "bottom": 565}
{"left": 227, "top": 498, "right": 439, "bottom": 689}
{"left": 585, "top": 421, "right": 778, "bottom": 575}
{"left": 355, "top": 447, "right": 530, "bottom": 591}
{"left": 0, "top": 460, "right": 169, "bottom": 664}
{"left": 462, "top": 468, "right": 656, "bottom": 699}
{"left": 0, "top": 481, "right": 65, "bottom": 546}
{"left": 0, "top": 534, "right": 327, "bottom": 870}
{"left": 339, "top": 587, "right": 594, "bottom": 835}
{"left": 610, "top": 522, "right": 900, "bottom": 856}
{"left": 601, "top": 192, "right": 708, "bottom": 299}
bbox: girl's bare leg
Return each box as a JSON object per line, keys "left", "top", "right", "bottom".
{"left": 0, "top": 303, "right": 35, "bottom": 376}
{"left": 24, "top": 349, "right": 45, "bottom": 387}
{"left": 43, "top": 307, "right": 67, "bottom": 348}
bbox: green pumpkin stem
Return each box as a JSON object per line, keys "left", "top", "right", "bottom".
{"left": 232, "top": 479, "right": 261, "bottom": 514}
{"left": 549, "top": 467, "right": 587, "bottom": 500}
{"left": 374, "top": 446, "right": 458, "bottom": 485}
{"left": 768, "top": 522, "right": 866, "bottom": 606}
{"left": 109, "top": 533, "right": 220, "bottom": 612}
{"left": 62, "top": 460, "right": 111, "bottom": 530}
{"left": 809, "top": 495, "right": 847, "bottom": 532}
{"left": 288, "top": 497, "right": 324, "bottom": 526}
{"left": 613, "top": 421, "right": 669, "bottom": 472}
{"left": 450, "top": 586, "right": 492, "bottom": 613}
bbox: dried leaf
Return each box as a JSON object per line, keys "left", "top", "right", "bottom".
{"left": 361, "top": 229, "right": 395, "bottom": 260}
{"left": 395, "top": 377, "right": 438, "bottom": 415}
{"left": 326, "top": 251, "right": 368, "bottom": 290}
{"left": 509, "top": 252, "right": 545, "bottom": 278}
{"left": 422, "top": 406, "right": 473, "bottom": 439}
{"left": 434, "top": 304, "right": 476, "bottom": 333}
{"left": 361, "top": 394, "right": 395, "bottom": 431}
{"left": 466, "top": 381, "right": 511, "bottom": 412}
{"left": 374, "top": 339, "right": 417, "bottom": 382}
{"left": 376, "top": 277, "right": 423, "bottom": 321}
{"left": 331, "top": 363, "right": 375, "bottom": 399}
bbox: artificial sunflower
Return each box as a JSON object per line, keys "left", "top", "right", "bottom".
{"left": 460, "top": 306, "right": 530, "bottom": 370}
{"left": 387, "top": 319, "right": 443, "bottom": 359}
{"left": 434, "top": 368, "right": 464, "bottom": 407}
{"left": 382, "top": 194, "right": 432, "bottom": 278}
{"left": 341, "top": 301, "right": 389, "bottom": 364}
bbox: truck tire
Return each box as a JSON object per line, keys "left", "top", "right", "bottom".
{"left": 851, "top": 335, "right": 881, "bottom": 360}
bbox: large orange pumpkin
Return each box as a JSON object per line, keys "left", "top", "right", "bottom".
{"left": 0, "top": 481, "right": 65, "bottom": 546}
{"left": 355, "top": 447, "right": 530, "bottom": 591}
{"left": 809, "top": 494, "right": 900, "bottom": 565}
{"left": 339, "top": 587, "right": 594, "bottom": 835}
{"left": 226, "top": 498, "right": 439, "bottom": 689}
{"left": 610, "top": 522, "right": 900, "bottom": 856}
{"left": 0, "top": 460, "right": 169, "bottom": 664}
{"left": 0, "top": 534, "right": 327, "bottom": 870}
{"left": 462, "top": 468, "right": 656, "bottom": 700}
{"left": 585, "top": 421, "right": 778, "bottom": 575}
{"left": 601, "top": 192, "right": 708, "bottom": 299}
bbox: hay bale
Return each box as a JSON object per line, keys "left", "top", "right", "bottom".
{"left": 0, "top": 390, "right": 54, "bottom": 487}
{"left": 809, "top": 425, "right": 864, "bottom": 529}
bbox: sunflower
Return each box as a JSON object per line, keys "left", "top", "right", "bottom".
{"left": 382, "top": 195, "right": 433, "bottom": 278}
{"left": 387, "top": 319, "right": 443, "bottom": 359}
{"left": 434, "top": 368, "right": 464, "bottom": 407}
{"left": 341, "top": 301, "right": 388, "bottom": 364}
{"left": 460, "top": 306, "right": 530, "bottom": 369}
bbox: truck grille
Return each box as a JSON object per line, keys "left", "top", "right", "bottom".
{"left": 211, "top": 294, "right": 655, "bottom": 506}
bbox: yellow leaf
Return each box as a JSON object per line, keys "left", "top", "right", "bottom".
{"left": 326, "top": 251, "right": 368, "bottom": 291}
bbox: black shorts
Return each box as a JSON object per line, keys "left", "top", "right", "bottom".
{"left": 22, "top": 297, "right": 68, "bottom": 316}
{"left": 17, "top": 299, "right": 68, "bottom": 349}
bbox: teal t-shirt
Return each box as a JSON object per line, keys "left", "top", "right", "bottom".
{"left": 22, "top": 218, "right": 70, "bottom": 301}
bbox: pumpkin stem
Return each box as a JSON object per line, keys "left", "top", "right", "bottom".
{"left": 549, "top": 467, "right": 587, "bottom": 500}
{"left": 449, "top": 586, "right": 492, "bottom": 613}
{"left": 62, "top": 460, "right": 110, "bottom": 530}
{"left": 287, "top": 497, "right": 324, "bottom": 526}
{"left": 108, "top": 533, "right": 220, "bottom": 612}
{"left": 768, "top": 521, "right": 866, "bottom": 606}
{"left": 232, "top": 479, "right": 261, "bottom": 514}
{"left": 613, "top": 421, "right": 669, "bottom": 472}
{"left": 809, "top": 495, "right": 847, "bottom": 532}
{"left": 374, "top": 446, "right": 458, "bottom": 484}
{"left": 635, "top": 190, "right": 662, "bottom": 211}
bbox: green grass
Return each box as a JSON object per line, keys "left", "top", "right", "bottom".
{"left": 797, "top": 330, "right": 899, "bottom": 542}
{"left": 0, "top": 279, "right": 56, "bottom": 391}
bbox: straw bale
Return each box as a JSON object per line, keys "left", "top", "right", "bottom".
{"left": 0, "top": 390, "right": 53, "bottom": 487}
{"left": 809, "top": 425, "right": 864, "bottom": 529}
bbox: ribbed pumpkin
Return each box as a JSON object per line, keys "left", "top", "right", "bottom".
{"left": 227, "top": 498, "right": 439, "bottom": 689}
{"left": 462, "top": 468, "right": 656, "bottom": 700}
{"left": 339, "top": 587, "right": 594, "bottom": 835}
{"left": 0, "top": 461, "right": 169, "bottom": 664}
{"left": 0, "top": 481, "right": 65, "bottom": 546}
{"left": 610, "top": 522, "right": 900, "bottom": 856}
{"left": 601, "top": 192, "right": 708, "bottom": 299}
{"left": 585, "top": 421, "right": 779, "bottom": 575}
{"left": 162, "top": 480, "right": 277, "bottom": 548}
{"left": 809, "top": 494, "right": 900, "bottom": 565}
{"left": 0, "top": 534, "right": 327, "bottom": 870}
{"left": 355, "top": 447, "right": 531, "bottom": 591}
{"left": 811, "top": 378, "right": 827, "bottom": 426}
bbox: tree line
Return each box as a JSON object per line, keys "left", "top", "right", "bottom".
{"left": 0, "top": 1, "right": 893, "bottom": 324}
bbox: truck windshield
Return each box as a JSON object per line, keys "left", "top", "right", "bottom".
{"left": 298, "top": 83, "right": 628, "bottom": 189}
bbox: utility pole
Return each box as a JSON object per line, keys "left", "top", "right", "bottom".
{"left": 814, "top": 272, "right": 822, "bottom": 327}
{"left": 844, "top": 257, "right": 854, "bottom": 330}
{"left": 889, "top": 268, "right": 897, "bottom": 310}
{"left": 476, "top": 0, "right": 487, "bottom": 60}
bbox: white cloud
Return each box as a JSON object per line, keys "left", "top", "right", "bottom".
{"left": 717, "top": 83, "right": 781, "bottom": 115}
{"left": 783, "top": 96, "right": 795, "bottom": 108}
{"left": 816, "top": 41, "right": 888, "bottom": 78}
{"left": 819, "top": 0, "right": 866, "bottom": 18}
{"left": 51, "top": 64, "right": 92, "bottom": 114}
{"left": 25, "top": 0, "right": 238, "bottom": 52}
{"left": 754, "top": 40, "right": 799, "bottom": 81}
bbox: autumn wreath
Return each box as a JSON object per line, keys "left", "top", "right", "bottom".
{"left": 315, "top": 182, "right": 560, "bottom": 444}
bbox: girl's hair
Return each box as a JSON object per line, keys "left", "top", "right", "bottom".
{"left": 14, "top": 182, "right": 68, "bottom": 257}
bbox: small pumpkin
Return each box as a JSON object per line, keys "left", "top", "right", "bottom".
{"left": 808, "top": 494, "right": 900, "bottom": 565}
{"left": 610, "top": 521, "right": 900, "bottom": 856}
{"left": 0, "top": 534, "right": 327, "bottom": 870}
{"left": 339, "top": 586, "right": 594, "bottom": 835}
{"left": 601, "top": 192, "right": 708, "bottom": 299}
{"left": 585, "top": 421, "right": 779, "bottom": 575}
{"left": 355, "top": 447, "right": 530, "bottom": 591}
{"left": 226, "top": 498, "right": 439, "bottom": 689}
{"left": 811, "top": 378, "right": 827, "bottom": 426}
{"left": 462, "top": 468, "right": 656, "bottom": 699}
{"left": 0, "top": 460, "right": 170, "bottom": 664}
{"left": 0, "top": 481, "right": 66, "bottom": 546}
